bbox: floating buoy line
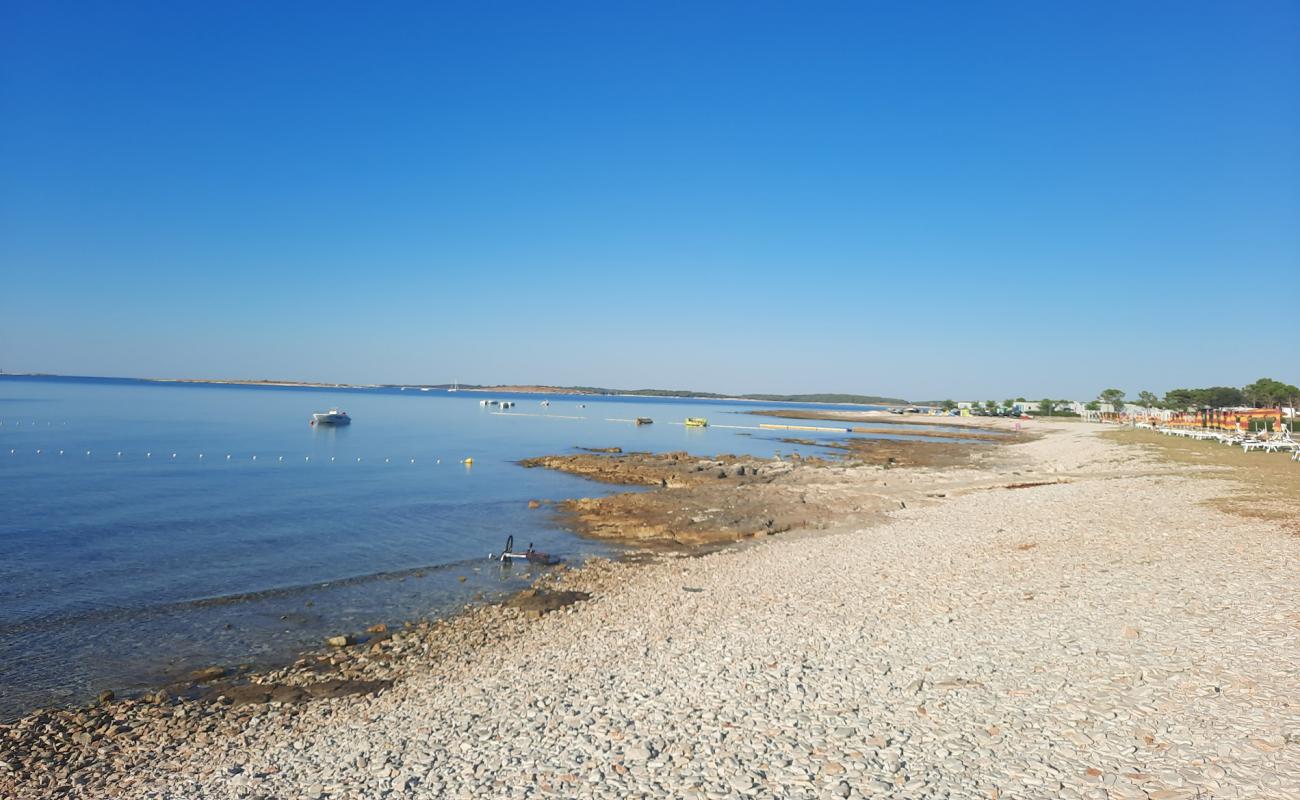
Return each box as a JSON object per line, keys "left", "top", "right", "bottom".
{"left": 2, "top": 448, "right": 468, "bottom": 467}
{"left": 2, "top": 410, "right": 847, "bottom": 470}
{"left": 0, "top": 420, "right": 69, "bottom": 428}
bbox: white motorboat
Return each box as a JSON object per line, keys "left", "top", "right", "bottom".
{"left": 311, "top": 408, "right": 351, "bottom": 425}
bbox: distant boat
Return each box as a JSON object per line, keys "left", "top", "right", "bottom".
{"left": 685, "top": 417, "right": 708, "bottom": 428}
{"left": 636, "top": 417, "right": 653, "bottom": 425}
{"left": 420, "top": 387, "right": 431, "bottom": 392}
{"left": 311, "top": 409, "right": 351, "bottom": 426}
{"left": 448, "top": 380, "right": 459, "bottom": 393}
{"left": 540, "top": 400, "right": 550, "bottom": 407}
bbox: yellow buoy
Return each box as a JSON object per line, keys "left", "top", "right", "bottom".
{"left": 463, "top": 457, "right": 474, "bottom": 465}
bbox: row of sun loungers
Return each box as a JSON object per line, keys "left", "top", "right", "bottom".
{"left": 1155, "top": 425, "right": 1300, "bottom": 455}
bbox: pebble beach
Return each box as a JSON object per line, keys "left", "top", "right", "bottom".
{"left": 4, "top": 421, "right": 1298, "bottom": 798}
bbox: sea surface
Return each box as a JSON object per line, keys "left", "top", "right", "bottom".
{"left": 0, "top": 376, "right": 948, "bottom": 720}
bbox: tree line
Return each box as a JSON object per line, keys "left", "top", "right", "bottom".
{"left": 1092, "top": 377, "right": 1300, "bottom": 412}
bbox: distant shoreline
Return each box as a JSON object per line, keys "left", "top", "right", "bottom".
{"left": 0, "top": 372, "right": 914, "bottom": 408}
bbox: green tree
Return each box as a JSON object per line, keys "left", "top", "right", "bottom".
{"left": 1198, "top": 387, "right": 1245, "bottom": 407}
{"left": 984, "top": 400, "right": 997, "bottom": 412}
{"left": 1039, "top": 398, "right": 1058, "bottom": 416}
{"left": 1243, "top": 377, "right": 1300, "bottom": 408}
{"left": 939, "top": 399, "right": 957, "bottom": 411}
{"left": 1084, "top": 400, "right": 1100, "bottom": 411}
{"left": 1098, "top": 388, "right": 1126, "bottom": 411}
{"left": 1163, "top": 386, "right": 1249, "bottom": 410}
{"left": 1163, "top": 388, "right": 1194, "bottom": 410}
{"left": 1137, "top": 390, "right": 1158, "bottom": 410}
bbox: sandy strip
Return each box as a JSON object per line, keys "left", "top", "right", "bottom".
{"left": 3, "top": 422, "right": 1298, "bottom": 799}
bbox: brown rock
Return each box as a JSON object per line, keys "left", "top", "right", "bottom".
{"left": 506, "top": 588, "right": 591, "bottom": 619}
{"left": 219, "top": 685, "right": 272, "bottom": 705}
{"left": 302, "top": 678, "right": 392, "bottom": 700}
{"left": 270, "top": 685, "right": 309, "bottom": 704}
{"left": 189, "top": 666, "right": 226, "bottom": 683}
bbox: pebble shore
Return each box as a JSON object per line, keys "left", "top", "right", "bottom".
{"left": 4, "top": 422, "right": 1298, "bottom": 798}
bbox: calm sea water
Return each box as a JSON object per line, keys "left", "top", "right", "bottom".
{"left": 0, "top": 376, "right": 925, "bottom": 719}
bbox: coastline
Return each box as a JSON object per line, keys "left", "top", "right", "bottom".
{"left": 0, "top": 423, "right": 1022, "bottom": 733}
{"left": 0, "top": 373, "right": 910, "bottom": 408}
{"left": 4, "top": 421, "right": 1298, "bottom": 798}
{"left": 2, "top": 426, "right": 1010, "bottom": 721}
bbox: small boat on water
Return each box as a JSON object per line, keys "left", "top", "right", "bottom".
{"left": 490, "top": 535, "right": 561, "bottom": 566}
{"left": 635, "top": 417, "right": 653, "bottom": 425}
{"left": 311, "top": 409, "right": 351, "bottom": 425}
{"left": 685, "top": 417, "right": 708, "bottom": 428}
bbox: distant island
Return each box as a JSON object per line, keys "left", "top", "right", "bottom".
{"left": 151, "top": 377, "right": 381, "bottom": 389}
{"left": 0, "top": 372, "right": 911, "bottom": 406}
{"left": 450, "top": 385, "right": 910, "bottom": 405}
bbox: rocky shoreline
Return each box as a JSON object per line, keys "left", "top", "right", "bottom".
{"left": 4, "top": 419, "right": 1298, "bottom": 798}
{"left": 517, "top": 432, "right": 1003, "bottom": 546}
{"left": 0, "top": 561, "right": 622, "bottom": 797}
{"left": 1, "top": 424, "right": 1025, "bottom": 793}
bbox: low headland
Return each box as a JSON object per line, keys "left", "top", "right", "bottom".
{"left": 3, "top": 416, "right": 1297, "bottom": 798}
{"left": 0, "top": 372, "right": 916, "bottom": 406}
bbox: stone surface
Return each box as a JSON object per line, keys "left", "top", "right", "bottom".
{"left": 2, "top": 423, "right": 1297, "bottom": 799}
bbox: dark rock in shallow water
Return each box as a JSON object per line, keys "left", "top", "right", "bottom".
{"left": 189, "top": 666, "right": 226, "bottom": 683}
{"left": 506, "top": 588, "right": 591, "bottom": 619}
{"left": 217, "top": 678, "right": 391, "bottom": 706}
{"left": 303, "top": 679, "right": 392, "bottom": 700}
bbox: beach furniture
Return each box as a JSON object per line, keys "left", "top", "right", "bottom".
{"left": 1241, "top": 428, "right": 1297, "bottom": 453}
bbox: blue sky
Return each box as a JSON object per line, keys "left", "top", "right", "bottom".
{"left": 2, "top": 2, "right": 1296, "bottom": 400}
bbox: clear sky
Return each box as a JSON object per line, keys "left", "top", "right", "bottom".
{"left": 2, "top": 2, "right": 1296, "bottom": 400}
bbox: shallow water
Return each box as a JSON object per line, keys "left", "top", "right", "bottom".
{"left": 0, "top": 376, "right": 894, "bottom": 719}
